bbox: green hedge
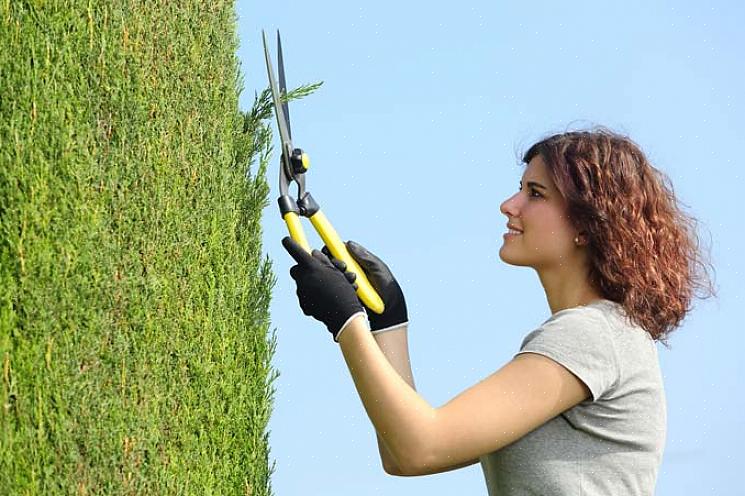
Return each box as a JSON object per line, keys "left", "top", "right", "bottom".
{"left": 0, "top": 1, "right": 278, "bottom": 494}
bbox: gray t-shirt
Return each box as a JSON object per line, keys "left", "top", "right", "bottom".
{"left": 479, "top": 299, "right": 666, "bottom": 495}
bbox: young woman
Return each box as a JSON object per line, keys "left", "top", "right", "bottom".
{"left": 282, "top": 126, "right": 716, "bottom": 495}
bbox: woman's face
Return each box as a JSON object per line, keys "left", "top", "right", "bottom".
{"left": 499, "top": 155, "right": 580, "bottom": 270}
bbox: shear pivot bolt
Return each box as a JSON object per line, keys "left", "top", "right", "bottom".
{"left": 291, "top": 148, "right": 309, "bottom": 174}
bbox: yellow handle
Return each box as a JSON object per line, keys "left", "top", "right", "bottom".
{"left": 283, "top": 212, "right": 311, "bottom": 253}
{"left": 282, "top": 210, "right": 385, "bottom": 314}
{"left": 309, "top": 210, "right": 385, "bottom": 315}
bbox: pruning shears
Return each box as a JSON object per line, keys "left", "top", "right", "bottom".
{"left": 262, "top": 30, "right": 385, "bottom": 315}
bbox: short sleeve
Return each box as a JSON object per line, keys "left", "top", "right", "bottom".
{"left": 516, "top": 307, "right": 619, "bottom": 401}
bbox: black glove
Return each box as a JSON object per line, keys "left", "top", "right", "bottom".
{"left": 322, "top": 240, "right": 408, "bottom": 334}
{"left": 282, "top": 236, "right": 366, "bottom": 342}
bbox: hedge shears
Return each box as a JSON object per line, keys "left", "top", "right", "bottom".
{"left": 262, "top": 30, "right": 385, "bottom": 315}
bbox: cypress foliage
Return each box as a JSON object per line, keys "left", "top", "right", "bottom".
{"left": 1, "top": 1, "right": 279, "bottom": 494}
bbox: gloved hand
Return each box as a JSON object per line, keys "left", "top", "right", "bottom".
{"left": 282, "top": 236, "right": 366, "bottom": 343}
{"left": 321, "top": 240, "right": 408, "bottom": 335}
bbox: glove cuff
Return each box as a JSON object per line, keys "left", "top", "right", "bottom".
{"left": 334, "top": 311, "right": 368, "bottom": 343}
{"left": 370, "top": 321, "right": 409, "bottom": 335}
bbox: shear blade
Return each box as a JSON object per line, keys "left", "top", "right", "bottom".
{"left": 277, "top": 31, "right": 292, "bottom": 140}
{"left": 262, "top": 29, "right": 294, "bottom": 171}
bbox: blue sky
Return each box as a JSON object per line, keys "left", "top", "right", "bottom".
{"left": 236, "top": 1, "right": 743, "bottom": 494}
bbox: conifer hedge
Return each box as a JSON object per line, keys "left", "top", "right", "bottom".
{"left": 1, "top": 2, "right": 278, "bottom": 494}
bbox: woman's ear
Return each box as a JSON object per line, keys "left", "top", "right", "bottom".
{"left": 576, "top": 232, "right": 589, "bottom": 246}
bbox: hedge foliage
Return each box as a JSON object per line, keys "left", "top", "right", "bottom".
{"left": 1, "top": 1, "right": 279, "bottom": 494}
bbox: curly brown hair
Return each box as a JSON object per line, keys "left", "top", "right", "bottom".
{"left": 521, "top": 126, "right": 717, "bottom": 345}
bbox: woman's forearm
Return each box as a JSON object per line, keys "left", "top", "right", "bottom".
{"left": 372, "top": 325, "right": 415, "bottom": 474}
{"left": 337, "top": 316, "right": 435, "bottom": 474}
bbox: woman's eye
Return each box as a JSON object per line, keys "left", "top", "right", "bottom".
{"left": 520, "top": 187, "right": 542, "bottom": 198}
{"left": 530, "top": 189, "right": 542, "bottom": 198}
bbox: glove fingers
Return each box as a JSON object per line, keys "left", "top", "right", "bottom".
{"left": 322, "top": 246, "right": 356, "bottom": 284}
{"left": 311, "top": 249, "right": 334, "bottom": 268}
{"left": 321, "top": 246, "right": 343, "bottom": 267}
{"left": 322, "top": 242, "right": 392, "bottom": 295}
{"left": 346, "top": 241, "right": 383, "bottom": 270}
{"left": 346, "top": 240, "right": 394, "bottom": 285}
{"left": 331, "top": 257, "right": 347, "bottom": 273}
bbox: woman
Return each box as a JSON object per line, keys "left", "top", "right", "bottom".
{"left": 282, "top": 126, "right": 716, "bottom": 495}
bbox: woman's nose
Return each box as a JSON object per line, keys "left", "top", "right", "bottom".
{"left": 500, "top": 192, "right": 520, "bottom": 217}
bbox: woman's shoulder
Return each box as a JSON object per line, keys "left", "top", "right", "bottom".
{"left": 588, "top": 299, "right": 656, "bottom": 345}
{"left": 523, "top": 299, "right": 655, "bottom": 356}
{"left": 528, "top": 299, "right": 615, "bottom": 340}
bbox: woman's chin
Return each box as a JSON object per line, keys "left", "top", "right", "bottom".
{"left": 498, "top": 247, "right": 515, "bottom": 264}
{"left": 499, "top": 246, "right": 531, "bottom": 267}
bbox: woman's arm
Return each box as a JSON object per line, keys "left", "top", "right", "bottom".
{"left": 373, "top": 326, "right": 481, "bottom": 476}
{"left": 372, "top": 326, "right": 416, "bottom": 474}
